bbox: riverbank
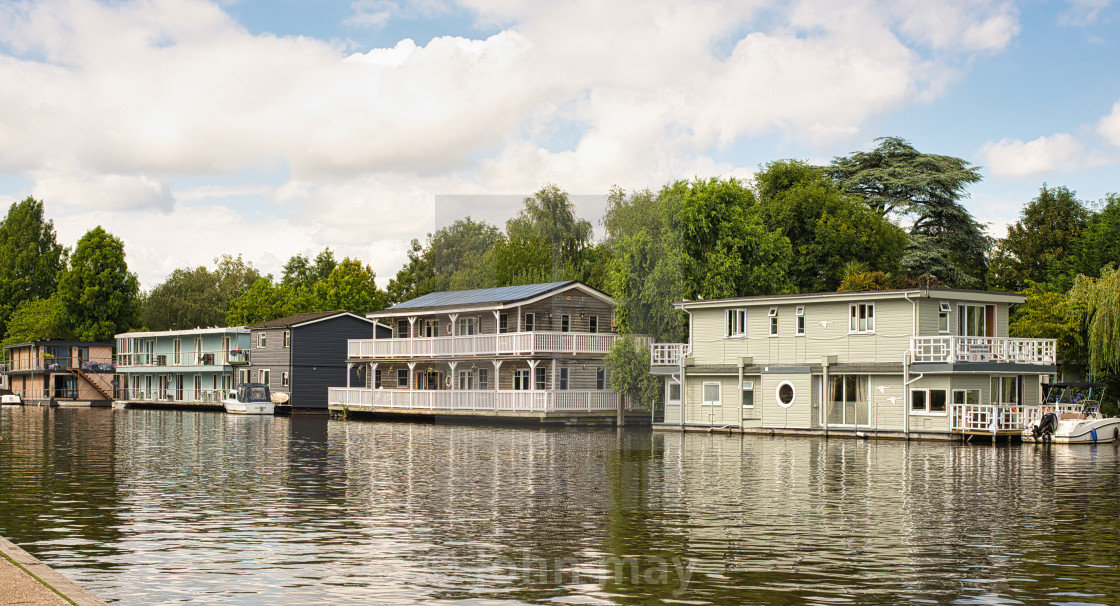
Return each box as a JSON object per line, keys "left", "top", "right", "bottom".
{"left": 0, "top": 536, "right": 106, "bottom": 606}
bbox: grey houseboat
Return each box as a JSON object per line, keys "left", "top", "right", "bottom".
{"left": 651, "top": 288, "right": 1058, "bottom": 439}
{"left": 328, "top": 281, "right": 648, "bottom": 424}
{"left": 247, "top": 311, "right": 387, "bottom": 412}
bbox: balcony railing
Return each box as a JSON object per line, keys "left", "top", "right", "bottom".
{"left": 911, "top": 337, "right": 1056, "bottom": 364}
{"left": 949, "top": 403, "right": 1026, "bottom": 433}
{"left": 116, "top": 350, "right": 247, "bottom": 368}
{"left": 3, "top": 356, "right": 116, "bottom": 373}
{"left": 651, "top": 343, "right": 687, "bottom": 366}
{"left": 348, "top": 332, "right": 647, "bottom": 360}
{"left": 328, "top": 387, "right": 630, "bottom": 412}
{"left": 117, "top": 387, "right": 225, "bottom": 403}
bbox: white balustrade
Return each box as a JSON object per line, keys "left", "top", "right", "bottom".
{"left": 347, "top": 332, "right": 650, "bottom": 359}
{"left": 651, "top": 343, "right": 686, "bottom": 366}
{"left": 910, "top": 337, "right": 1056, "bottom": 365}
{"left": 327, "top": 387, "right": 621, "bottom": 412}
{"left": 949, "top": 403, "right": 1026, "bottom": 433}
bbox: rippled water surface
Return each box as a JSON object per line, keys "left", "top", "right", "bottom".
{"left": 2, "top": 407, "right": 1120, "bottom": 604}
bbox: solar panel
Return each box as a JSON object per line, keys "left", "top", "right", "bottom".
{"left": 388, "top": 281, "right": 575, "bottom": 310}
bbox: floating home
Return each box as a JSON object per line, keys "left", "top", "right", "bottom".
{"left": 328, "top": 281, "right": 649, "bottom": 424}
{"left": 651, "top": 289, "right": 1057, "bottom": 439}
{"left": 114, "top": 327, "right": 251, "bottom": 408}
{"left": 2, "top": 340, "right": 116, "bottom": 406}
{"left": 247, "top": 311, "right": 386, "bottom": 413}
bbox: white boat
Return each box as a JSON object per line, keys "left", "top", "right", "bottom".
{"left": 222, "top": 383, "right": 275, "bottom": 415}
{"left": 0, "top": 392, "right": 21, "bottom": 405}
{"left": 1023, "top": 382, "right": 1120, "bottom": 444}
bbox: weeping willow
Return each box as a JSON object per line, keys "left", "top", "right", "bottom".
{"left": 1069, "top": 267, "right": 1120, "bottom": 378}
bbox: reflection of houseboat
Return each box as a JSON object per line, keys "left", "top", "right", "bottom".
{"left": 1022, "top": 382, "right": 1120, "bottom": 444}
{"left": 1, "top": 340, "right": 116, "bottom": 406}
{"left": 328, "top": 281, "right": 648, "bottom": 424}
{"left": 652, "top": 289, "right": 1057, "bottom": 440}
{"left": 114, "top": 327, "right": 251, "bottom": 409}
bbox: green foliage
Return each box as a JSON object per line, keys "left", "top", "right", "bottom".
{"left": 141, "top": 266, "right": 225, "bottom": 331}
{"left": 837, "top": 261, "right": 893, "bottom": 292}
{"left": 1077, "top": 193, "right": 1120, "bottom": 279}
{"left": 1069, "top": 268, "right": 1120, "bottom": 382}
{"left": 387, "top": 218, "right": 505, "bottom": 303}
{"left": 756, "top": 160, "right": 906, "bottom": 292}
{"left": 1009, "top": 283, "right": 1084, "bottom": 373}
{"left": 310, "top": 257, "right": 386, "bottom": 315}
{"left": 1, "top": 296, "right": 72, "bottom": 347}
{"left": 829, "top": 137, "right": 988, "bottom": 287}
{"left": 57, "top": 226, "right": 141, "bottom": 341}
{"left": 225, "top": 277, "right": 311, "bottom": 326}
{"left": 282, "top": 248, "right": 337, "bottom": 290}
{"left": 607, "top": 230, "right": 687, "bottom": 343}
{"left": 604, "top": 336, "right": 662, "bottom": 410}
{"left": 989, "top": 185, "right": 1088, "bottom": 292}
{"left": 506, "top": 184, "right": 593, "bottom": 282}
{"left": 0, "top": 197, "right": 68, "bottom": 339}
{"left": 603, "top": 186, "right": 661, "bottom": 247}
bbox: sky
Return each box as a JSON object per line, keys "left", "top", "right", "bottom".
{"left": 1, "top": 0, "right": 1119, "bottom": 289}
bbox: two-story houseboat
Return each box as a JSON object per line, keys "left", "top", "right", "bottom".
{"left": 328, "top": 281, "right": 649, "bottom": 424}
{"left": 651, "top": 289, "right": 1057, "bottom": 439}
{"left": 114, "top": 327, "right": 251, "bottom": 408}
{"left": 2, "top": 340, "right": 116, "bottom": 406}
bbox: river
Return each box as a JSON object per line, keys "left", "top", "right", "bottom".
{"left": 1, "top": 407, "right": 1118, "bottom": 604}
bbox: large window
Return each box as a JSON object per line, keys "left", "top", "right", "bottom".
{"left": 423, "top": 319, "right": 440, "bottom": 337}
{"left": 513, "top": 369, "right": 530, "bottom": 390}
{"left": 911, "top": 388, "right": 947, "bottom": 414}
{"left": 457, "top": 317, "right": 477, "bottom": 335}
{"left": 849, "top": 304, "right": 875, "bottom": 334}
{"left": 726, "top": 309, "right": 747, "bottom": 337}
{"left": 958, "top": 304, "right": 993, "bottom": 337}
{"left": 827, "top": 375, "right": 868, "bottom": 425}
{"left": 702, "top": 382, "right": 721, "bottom": 406}
{"left": 991, "top": 376, "right": 1021, "bottom": 404}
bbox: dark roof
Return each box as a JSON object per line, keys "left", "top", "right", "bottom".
{"left": 3, "top": 339, "right": 114, "bottom": 350}
{"left": 247, "top": 311, "right": 370, "bottom": 329}
{"left": 387, "top": 281, "right": 577, "bottom": 311}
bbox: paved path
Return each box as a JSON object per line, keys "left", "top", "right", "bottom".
{"left": 0, "top": 536, "right": 107, "bottom": 606}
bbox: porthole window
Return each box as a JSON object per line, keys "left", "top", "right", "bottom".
{"left": 776, "top": 381, "right": 796, "bottom": 408}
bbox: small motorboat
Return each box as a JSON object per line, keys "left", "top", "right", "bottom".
{"left": 1022, "top": 382, "right": 1120, "bottom": 444}
{"left": 0, "top": 391, "right": 22, "bottom": 405}
{"left": 222, "top": 383, "right": 275, "bottom": 415}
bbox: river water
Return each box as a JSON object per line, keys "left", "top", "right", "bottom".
{"left": 1, "top": 407, "right": 1119, "bottom": 605}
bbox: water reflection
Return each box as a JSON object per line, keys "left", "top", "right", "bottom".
{"left": 1, "top": 408, "right": 1119, "bottom": 604}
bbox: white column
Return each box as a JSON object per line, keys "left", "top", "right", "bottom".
{"left": 493, "top": 360, "right": 503, "bottom": 390}
{"left": 448, "top": 361, "right": 458, "bottom": 390}
{"left": 448, "top": 313, "right": 459, "bottom": 336}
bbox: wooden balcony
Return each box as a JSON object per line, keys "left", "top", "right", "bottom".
{"left": 911, "top": 337, "right": 1056, "bottom": 365}
{"left": 347, "top": 332, "right": 646, "bottom": 360}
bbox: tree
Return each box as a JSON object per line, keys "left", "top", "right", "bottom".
{"left": 1009, "top": 283, "right": 1083, "bottom": 374}
{"left": 755, "top": 160, "right": 906, "bottom": 292}
{"left": 0, "top": 197, "right": 68, "bottom": 339}
{"left": 141, "top": 266, "right": 224, "bottom": 331}
{"left": 387, "top": 218, "right": 505, "bottom": 303}
{"left": 57, "top": 226, "right": 141, "bottom": 341}
{"left": 506, "top": 184, "right": 593, "bottom": 282}
{"left": 829, "top": 137, "right": 989, "bottom": 287}
{"left": 282, "top": 248, "right": 337, "bottom": 290}
{"left": 1, "top": 296, "right": 71, "bottom": 347}
{"left": 309, "top": 257, "right": 386, "bottom": 315}
{"left": 1077, "top": 193, "right": 1120, "bottom": 278}
{"left": 606, "top": 230, "right": 687, "bottom": 343}
{"left": 214, "top": 254, "right": 262, "bottom": 304}
{"left": 989, "top": 185, "right": 1088, "bottom": 292}
{"left": 1069, "top": 268, "right": 1120, "bottom": 381}
{"left": 604, "top": 336, "right": 663, "bottom": 421}
{"left": 225, "top": 277, "right": 312, "bottom": 326}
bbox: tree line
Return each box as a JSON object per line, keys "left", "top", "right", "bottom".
{"left": 3, "top": 135, "right": 1118, "bottom": 398}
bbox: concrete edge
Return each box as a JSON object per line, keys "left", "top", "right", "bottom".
{"left": 0, "top": 536, "right": 108, "bottom": 606}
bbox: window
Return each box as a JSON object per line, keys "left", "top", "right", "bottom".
{"left": 259, "top": 369, "right": 270, "bottom": 386}
{"left": 769, "top": 308, "right": 778, "bottom": 336}
{"left": 513, "top": 369, "right": 530, "bottom": 390}
{"left": 478, "top": 369, "right": 489, "bottom": 390}
{"left": 457, "top": 317, "right": 477, "bottom": 335}
{"left": 561, "top": 314, "right": 570, "bottom": 332}
{"left": 938, "top": 302, "right": 951, "bottom": 334}
{"left": 827, "top": 375, "right": 868, "bottom": 425}
{"left": 795, "top": 307, "right": 805, "bottom": 336}
{"left": 423, "top": 319, "right": 440, "bottom": 337}
{"left": 668, "top": 382, "right": 681, "bottom": 403}
{"left": 238, "top": 369, "right": 249, "bottom": 385}
{"left": 991, "top": 376, "right": 1021, "bottom": 404}
{"left": 257, "top": 332, "right": 267, "bottom": 348}
{"left": 911, "top": 388, "right": 947, "bottom": 414}
{"left": 374, "top": 369, "right": 382, "bottom": 389}
{"left": 726, "top": 309, "right": 747, "bottom": 337}
{"left": 559, "top": 367, "right": 570, "bottom": 390}
{"left": 283, "top": 331, "right": 291, "bottom": 347}
{"left": 776, "top": 381, "right": 796, "bottom": 407}
{"left": 702, "top": 382, "right": 721, "bottom": 406}
{"left": 596, "top": 367, "right": 605, "bottom": 390}
{"left": 173, "top": 339, "right": 182, "bottom": 365}
{"left": 742, "top": 380, "right": 755, "bottom": 408}
{"left": 589, "top": 316, "right": 598, "bottom": 333}
{"left": 524, "top": 313, "right": 535, "bottom": 332}
{"left": 535, "top": 367, "right": 546, "bottom": 390}
{"left": 953, "top": 389, "right": 980, "bottom": 406}
{"left": 849, "top": 303, "right": 875, "bottom": 333}
{"left": 221, "top": 375, "right": 232, "bottom": 392}
{"left": 397, "top": 369, "right": 408, "bottom": 387}
{"left": 958, "top": 304, "right": 992, "bottom": 337}
{"left": 458, "top": 370, "right": 473, "bottom": 390}
{"left": 499, "top": 314, "right": 508, "bottom": 334}
{"left": 397, "top": 320, "right": 409, "bottom": 338}
{"left": 281, "top": 372, "right": 290, "bottom": 387}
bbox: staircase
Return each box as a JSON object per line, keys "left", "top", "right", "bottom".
{"left": 72, "top": 368, "right": 114, "bottom": 401}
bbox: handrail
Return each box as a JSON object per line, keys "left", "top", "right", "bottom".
{"left": 911, "top": 337, "right": 1056, "bottom": 364}
{"left": 327, "top": 387, "right": 635, "bottom": 412}
{"left": 347, "top": 332, "right": 649, "bottom": 359}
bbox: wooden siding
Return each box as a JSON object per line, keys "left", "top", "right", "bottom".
{"left": 390, "top": 297, "right": 615, "bottom": 337}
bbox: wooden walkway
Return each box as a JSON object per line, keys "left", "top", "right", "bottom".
{"left": 0, "top": 536, "right": 107, "bottom": 605}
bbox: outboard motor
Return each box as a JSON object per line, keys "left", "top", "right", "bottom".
{"left": 1033, "top": 412, "right": 1058, "bottom": 441}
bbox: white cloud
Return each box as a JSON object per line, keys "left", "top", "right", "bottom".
{"left": 978, "top": 133, "right": 1085, "bottom": 178}
{"left": 1099, "top": 100, "right": 1120, "bottom": 147}
{"left": 1058, "top": 0, "right": 1113, "bottom": 26}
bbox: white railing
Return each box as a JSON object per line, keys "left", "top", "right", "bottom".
{"left": 911, "top": 337, "right": 1056, "bottom": 364}
{"left": 118, "top": 387, "right": 225, "bottom": 403}
{"left": 327, "top": 387, "right": 625, "bottom": 412}
{"left": 949, "top": 403, "right": 1026, "bottom": 433}
{"left": 651, "top": 343, "right": 686, "bottom": 366}
{"left": 347, "top": 332, "right": 649, "bottom": 359}
{"left": 116, "top": 350, "right": 250, "bottom": 368}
